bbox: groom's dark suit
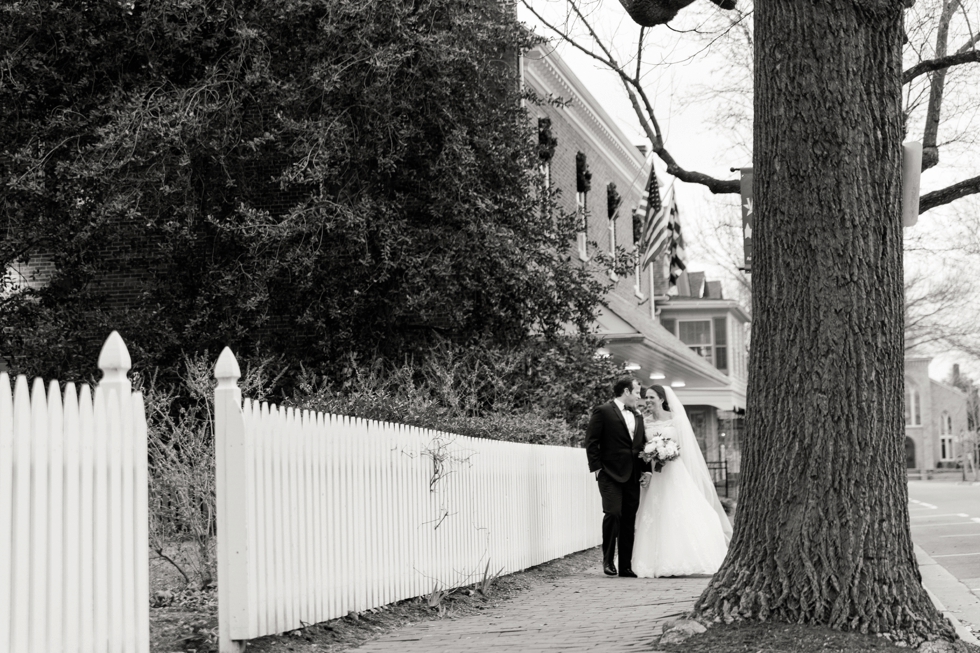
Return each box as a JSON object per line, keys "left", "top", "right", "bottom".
{"left": 585, "top": 400, "right": 648, "bottom": 575}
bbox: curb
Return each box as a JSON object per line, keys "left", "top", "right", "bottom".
{"left": 915, "top": 543, "right": 980, "bottom": 645}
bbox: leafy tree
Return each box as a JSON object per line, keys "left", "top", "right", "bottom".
{"left": 1, "top": 0, "right": 618, "bottom": 389}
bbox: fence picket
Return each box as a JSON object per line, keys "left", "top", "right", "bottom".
{"left": 78, "top": 384, "right": 95, "bottom": 652}
{"left": 260, "top": 402, "right": 275, "bottom": 634}
{"left": 12, "top": 376, "right": 31, "bottom": 652}
{"left": 106, "top": 389, "right": 125, "bottom": 648}
{"left": 244, "top": 399, "right": 260, "bottom": 639}
{"left": 133, "top": 391, "right": 151, "bottom": 653}
{"left": 0, "top": 333, "right": 148, "bottom": 652}
{"left": 62, "top": 383, "right": 80, "bottom": 652}
{"left": 0, "top": 374, "right": 12, "bottom": 653}
{"left": 212, "top": 348, "right": 603, "bottom": 651}
{"left": 29, "top": 378, "right": 49, "bottom": 653}
{"left": 47, "top": 381, "right": 65, "bottom": 653}
{"left": 0, "top": 379, "right": 10, "bottom": 650}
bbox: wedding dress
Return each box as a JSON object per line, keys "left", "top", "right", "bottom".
{"left": 632, "top": 387, "right": 732, "bottom": 578}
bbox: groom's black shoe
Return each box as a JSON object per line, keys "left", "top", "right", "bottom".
{"left": 618, "top": 569, "right": 637, "bottom": 578}
{"left": 603, "top": 562, "right": 617, "bottom": 576}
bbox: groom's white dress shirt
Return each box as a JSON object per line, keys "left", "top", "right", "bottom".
{"left": 613, "top": 398, "right": 635, "bottom": 437}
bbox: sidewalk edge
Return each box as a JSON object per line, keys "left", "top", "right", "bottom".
{"left": 915, "top": 543, "right": 980, "bottom": 645}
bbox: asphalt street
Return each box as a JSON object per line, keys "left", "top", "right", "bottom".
{"left": 908, "top": 480, "right": 980, "bottom": 597}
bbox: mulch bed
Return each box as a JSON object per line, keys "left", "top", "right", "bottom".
{"left": 658, "top": 621, "right": 980, "bottom": 653}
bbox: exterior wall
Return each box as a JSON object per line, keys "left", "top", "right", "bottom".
{"left": 904, "top": 357, "right": 969, "bottom": 470}
{"left": 905, "top": 358, "right": 933, "bottom": 469}
{"left": 930, "top": 380, "right": 969, "bottom": 466}
{"left": 524, "top": 49, "right": 655, "bottom": 305}
{"left": 5, "top": 255, "right": 57, "bottom": 291}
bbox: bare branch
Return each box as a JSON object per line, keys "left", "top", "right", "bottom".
{"left": 919, "top": 0, "right": 961, "bottom": 170}
{"left": 956, "top": 32, "right": 980, "bottom": 55}
{"left": 636, "top": 27, "right": 645, "bottom": 81}
{"left": 902, "top": 48, "right": 980, "bottom": 84}
{"left": 520, "top": 0, "right": 739, "bottom": 195}
{"left": 919, "top": 173, "right": 980, "bottom": 213}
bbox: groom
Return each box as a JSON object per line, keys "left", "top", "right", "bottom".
{"left": 585, "top": 377, "right": 648, "bottom": 578}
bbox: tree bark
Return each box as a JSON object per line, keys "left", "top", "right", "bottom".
{"left": 693, "top": 0, "right": 955, "bottom": 642}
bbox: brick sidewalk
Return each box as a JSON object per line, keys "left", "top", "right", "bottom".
{"left": 353, "top": 562, "right": 709, "bottom": 652}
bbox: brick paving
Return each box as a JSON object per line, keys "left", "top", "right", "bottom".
{"left": 354, "top": 562, "right": 710, "bottom": 652}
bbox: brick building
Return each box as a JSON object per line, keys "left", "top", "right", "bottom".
{"left": 523, "top": 46, "right": 748, "bottom": 468}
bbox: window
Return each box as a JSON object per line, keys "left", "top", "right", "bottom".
{"left": 537, "top": 118, "right": 556, "bottom": 188}
{"left": 713, "top": 317, "right": 728, "bottom": 372}
{"left": 939, "top": 411, "right": 954, "bottom": 460}
{"left": 669, "top": 318, "right": 732, "bottom": 372}
{"left": 634, "top": 253, "right": 643, "bottom": 297}
{"left": 577, "top": 191, "right": 588, "bottom": 259}
{"left": 575, "top": 152, "right": 592, "bottom": 260}
{"left": 941, "top": 436, "right": 955, "bottom": 461}
{"left": 607, "top": 183, "right": 620, "bottom": 280}
{"left": 679, "top": 320, "right": 713, "bottom": 366}
{"left": 904, "top": 380, "right": 921, "bottom": 426}
{"left": 687, "top": 409, "right": 709, "bottom": 456}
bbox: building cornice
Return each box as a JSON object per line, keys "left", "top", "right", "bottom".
{"left": 658, "top": 298, "right": 752, "bottom": 324}
{"left": 524, "top": 47, "right": 647, "bottom": 190}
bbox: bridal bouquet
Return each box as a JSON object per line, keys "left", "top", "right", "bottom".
{"left": 640, "top": 434, "right": 680, "bottom": 472}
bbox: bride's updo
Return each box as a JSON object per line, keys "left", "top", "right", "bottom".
{"left": 644, "top": 384, "right": 670, "bottom": 412}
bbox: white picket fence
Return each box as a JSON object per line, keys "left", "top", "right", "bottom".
{"left": 0, "top": 332, "right": 150, "bottom": 653}
{"left": 214, "top": 347, "right": 602, "bottom": 652}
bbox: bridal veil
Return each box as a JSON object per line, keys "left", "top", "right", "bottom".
{"left": 662, "top": 385, "right": 733, "bottom": 543}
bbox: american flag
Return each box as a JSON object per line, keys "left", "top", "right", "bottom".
{"left": 635, "top": 168, "right": 671, "bottom": 271}
{"left": 666, "top": 197, "right": 686, "bottom": 293}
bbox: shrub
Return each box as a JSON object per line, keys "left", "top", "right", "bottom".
{"left": 138, "top": 353, "right": 283, "bottom": 589}
{"left": 290, "top": 334, "right": 624, "bottom": 446}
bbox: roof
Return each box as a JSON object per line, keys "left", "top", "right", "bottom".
{"left": 598, "top": 292, "right": 733, "bottom": 388}
{"left": 930, "top": 378, "right": 967, "bottom": 398}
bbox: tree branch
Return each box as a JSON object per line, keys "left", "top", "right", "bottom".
{"left": 918, "top": 0, "right": 960, "bottom": 171}
{"left": 919, "top": 173, "right": 980, "bottom": 213}
{"left": 520, "top": 0, "right": 739, "bottom": 195}
{"left": 902, "top": 48, "right": 980, "bottom": 84}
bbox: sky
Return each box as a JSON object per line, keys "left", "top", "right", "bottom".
{"left": 518, "top": 0, "right": 980, "bottom": 383}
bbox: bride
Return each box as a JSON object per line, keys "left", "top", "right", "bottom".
{"left": 631, "top": 384, "right": 732, "bottom": 578}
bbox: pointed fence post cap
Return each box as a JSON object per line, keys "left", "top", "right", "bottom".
{"left": 214, "top": 347, "right": 241, "bottom": 386}
{"left": 98, "top": 330, "right": 132, "bottom": 376}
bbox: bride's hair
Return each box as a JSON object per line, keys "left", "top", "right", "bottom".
{"left": 647, "top": 385, "right": 671, "bottom": 412}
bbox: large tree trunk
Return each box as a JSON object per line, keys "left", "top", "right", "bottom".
{"left": 693, "top": 0, "right": 955, "bottom": 642}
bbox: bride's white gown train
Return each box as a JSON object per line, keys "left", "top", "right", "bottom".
{"left": 632, "top": 419, "right": 730, "bottom": 578}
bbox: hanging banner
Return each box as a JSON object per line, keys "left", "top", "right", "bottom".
{"left": 740, "top": 167, "right": 754, "bottom": 272}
